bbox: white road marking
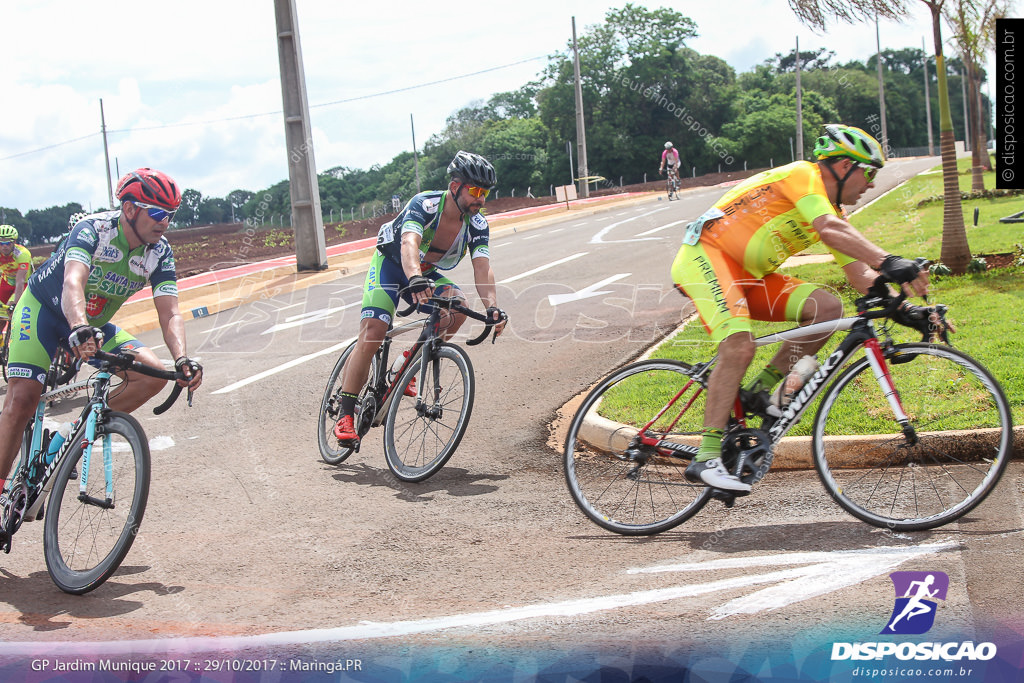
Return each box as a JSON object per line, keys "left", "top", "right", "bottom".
{"left": 547, "top": 273, "right": 630, "bottom": 306}
{"left": 0, "top": 543, "right": 954, "bottom": 656}
{"left": 212, "top": 338, "right": 355, "bottom": 395}
{"left": 498, "top": 252, "right": 588, "bottom": 284}
{"left": 636, "top": 219, "right": 688, "bottom": 236}
{"left": 261, "top": 302, "right": 360, "bottom": 335}
{"left": 589, "top": 206, "right": 670, "bottom": 244}
{"left": 629, "top": 541, "right": 958, "bottom": 620}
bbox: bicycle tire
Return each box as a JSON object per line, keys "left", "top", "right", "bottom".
{"left": 43, "top": 412, "right": 150, "bottom": 594}
{"left": 564, "top": 359, "right": 713, "bottom": 535}
{"left": 1, "top": 316, "right": 12, "bottom": 383}
{"left": 813, "top": 343, "right": 1012, "bottom": 531}
{"left": 383, "top": 343, "right": 474, "bottom": 482}
{"left": 317, "top": 342, "right": 360, "bottom": 465}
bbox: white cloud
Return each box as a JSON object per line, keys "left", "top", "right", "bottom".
{"left": 0, "top": 1, "right": 984, "bottom": 213}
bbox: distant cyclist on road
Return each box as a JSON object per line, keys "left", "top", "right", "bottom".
{"left": 0, "top": 224, "right": 33, "bottom": 324}
{"left": 333, "top": 150, "right": 507, "bottom": 446}
{"left": 659, "top": 142, "right": 681, "bottom": 182}
{"left": 670, "top": 124, "right": 939, "bottom": 492}
{"left": 0, "top": 168, "right": 203, "bottom": 527}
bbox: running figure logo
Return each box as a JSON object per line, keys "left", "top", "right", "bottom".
{"left": 881, "top": 571, "right": 949, "bottom": 635}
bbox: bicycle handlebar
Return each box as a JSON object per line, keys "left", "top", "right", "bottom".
{"left": 396, "top": 296, "right": 507, "bottom": 346}
{"left": 854, "top": 258, "right": 951, "bottom": 344}
{"left": 90, "top": 350, "right": 193, "bottom": 415}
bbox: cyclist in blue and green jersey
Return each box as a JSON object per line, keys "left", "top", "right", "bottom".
{"left": 333, "top": 151, "right": 507, "bottom": 446}
{"left": 0, "top": 168, "right": 203, "bottom": 524}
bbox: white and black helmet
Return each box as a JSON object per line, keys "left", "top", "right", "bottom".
{"left": 447, "top": 150, "right": 497, "bottom": 189}
{"left": 665, "top": 141, "right": 674, "bottom": 149}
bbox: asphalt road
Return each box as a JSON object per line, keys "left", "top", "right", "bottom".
{"left": 2, "top": 157, "right": 1022, "bottom": 679}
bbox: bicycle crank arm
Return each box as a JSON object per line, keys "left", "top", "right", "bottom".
{"left": 77, "top": 493, "right": 115, "bottom": 509}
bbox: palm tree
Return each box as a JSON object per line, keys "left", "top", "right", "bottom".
{"left": 945, "top": 0, "right": 1012, "bottom": 189}
{"left": 789, "top": 0, "right": 972, "bottom": 273}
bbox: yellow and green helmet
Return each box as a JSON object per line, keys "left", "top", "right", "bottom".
{"left": 813, "top": 124, "right": 885, "bottom": 168}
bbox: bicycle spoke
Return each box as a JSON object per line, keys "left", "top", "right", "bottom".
{"left": 564, "top": 360, "right": 712, "bottom": 535}
{"left": 814, "top": 343, "right": 1011, "bottom": 531}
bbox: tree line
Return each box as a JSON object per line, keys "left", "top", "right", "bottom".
{"left": 2, "top": 3, "right": 993, "bottom": 245}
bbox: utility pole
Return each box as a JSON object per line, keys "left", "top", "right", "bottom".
{"left": 795, "top": 37, "right": 803, "bottom": 161}
{"left": 411, "top": 114, "right": 421, "bottom": 194}
{"left": 274, "top": 0, "right": 327, "bottom": 271}
{"left": 923, "top": 37, "right": 934, "bottom": 156}
{"left": 875, "top": 15, "right": 889, "bottom": 155}
{"left": 571, "top": 17, "right": 589, "bottom": 198}
{"left": 100, "top": 99, "right": 114, "bottom": 208}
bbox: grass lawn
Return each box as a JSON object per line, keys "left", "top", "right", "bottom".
{"left": 615, "top": 160, "right": 1024, "bottom": 435}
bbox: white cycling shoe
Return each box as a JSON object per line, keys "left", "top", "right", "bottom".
{"left": 685, "top": 458, "right": 752, "bottom": 492}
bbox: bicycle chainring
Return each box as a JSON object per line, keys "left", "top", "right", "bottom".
{"left": 2, "top": 478, "right": 28, "bottom": 541}
{"left": 356, "top": 396, "right": 377, "bottom": 437}
{"left": 721, "top": 428, "right": 773, "bottom": 486}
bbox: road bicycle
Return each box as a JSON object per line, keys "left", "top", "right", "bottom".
{"left": 1, "top": 349, "right": 193, "bottom": 594}
{"left": 564, "top": 274, "right": 1012, "bottom": 535}
{"left": 318, "top": 296, "right": 506, "bottom": 482}
{"left": 0, "top": 303, "right": 14, "bottom": 382}
{"left": 665, "top": 169, "right": 680, "bottom": 200}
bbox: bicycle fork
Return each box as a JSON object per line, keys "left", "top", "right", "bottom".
{"left": 77, "top": 400, "right": 115, "bottom": 510}
{"left": 863, "top": 338, "right": 917, "bottom": 446}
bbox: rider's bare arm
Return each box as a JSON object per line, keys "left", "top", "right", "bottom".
{"left": 60, "top": 261, "right": 91, "bottom": 330}
{"left": 153, "top": 295, "right": 202, "bottom": 390}
{"left": 812, "top": 214, "right": 887, "bottom": 268}
{"left": 472, "top": 257, "right": 506, "bottom": 337}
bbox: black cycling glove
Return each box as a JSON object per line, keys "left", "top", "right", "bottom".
{"left": 174, "top": 356, "right": 203, "bottom": 378}
{"left": 67, "top": 324, "right": 103, "bottom": 350}
{"left": 405, "top": 274, "right": 432, "bottom": 295}
{"left": 879, "top": 255, "right": 921, "bottom": 284}
{"left": 485, "top": 306, "right": 507, "bottom": 324}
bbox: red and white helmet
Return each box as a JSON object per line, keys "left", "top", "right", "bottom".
{"left": 115, "top": 168, "right": 182, "bottom": 210}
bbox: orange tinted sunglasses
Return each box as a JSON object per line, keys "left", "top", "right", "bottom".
{"left": 465, "top": 185, "right": 490, "bottom": 199}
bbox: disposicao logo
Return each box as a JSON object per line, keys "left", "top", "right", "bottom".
{"left": 882, "top": 570, "right": 948, "bottom": 635}
{"left": 831, "top": 570, "right": 997, "bottom": 662}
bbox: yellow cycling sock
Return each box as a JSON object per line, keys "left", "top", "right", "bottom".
{"left": 695, "top": 428, "right": 724, "bottom": 463}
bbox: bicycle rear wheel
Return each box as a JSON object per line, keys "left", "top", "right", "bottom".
{"left": 318, "top": 342, "right": 380, "bottom": 465}
{"left": 383, "top": 343, "right": 474, "bottom": 482}
{"left": 564, "top": 359, "right": 712, "bottom": 535}
{"left": 43, "top": 412, "right": 150, "bottom": 594}
{"left": 813, "top": 343, "right": 1012, "bottom": 531}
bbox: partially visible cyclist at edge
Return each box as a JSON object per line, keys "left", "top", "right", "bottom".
{"left": 671, "top": 123, "right": 939, "bottom": 492}
{"left": 659, "top": 141, "right": 681, "bottom": 183}
{"left": 0, "top": 168, "right": 203, "bottom": 527}
{"left": 333, "top": 150, "right": 508, "bottom": 446}
{"left": 0, "top": 224, "right": 33, "bottom": 329}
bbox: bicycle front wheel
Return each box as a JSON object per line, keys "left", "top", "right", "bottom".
{"left": 813, "top": 343, "right": 1012, "bottom": 531}
{"left": 43, "top": 412, "right": 150, "bottom": 594}
{"left": 383, "top": 343, "right": 474, "bottom": 482}
{"left": 564, "top": 359, "right": 712, "bottom": 535}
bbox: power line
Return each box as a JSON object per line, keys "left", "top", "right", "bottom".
{"left": 0, "top": 132, "right": 100, "bottom": 162}
{"left": 1, "top": 55, "right": 550, "bottom": 159}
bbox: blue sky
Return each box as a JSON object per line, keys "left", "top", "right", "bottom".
{"left": 0, "top": 1, "right": 974, "bottom": 213}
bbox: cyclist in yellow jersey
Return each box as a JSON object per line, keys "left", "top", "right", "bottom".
{"left": 0, "top": 224, "right": 33, "bottom": 322}
{"left": 671, "top": 124, "right": 934, "bottom": 491}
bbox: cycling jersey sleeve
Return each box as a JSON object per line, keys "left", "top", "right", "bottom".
{"left": 148, "top": 242, "right": 178, "bottom": 297}
{"left": 467, "top": 213, "right": 490, "bottom": 260}
{"left": 780, "top": 164, "right": 857, "bottom": 268}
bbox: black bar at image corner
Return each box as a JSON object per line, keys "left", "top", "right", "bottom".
{"left": 996, "top": 18, "right": 1024, "bottom": 190}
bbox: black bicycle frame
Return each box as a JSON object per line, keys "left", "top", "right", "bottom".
{"left": 635, "top": 314, "right": 907, "bottom": 458}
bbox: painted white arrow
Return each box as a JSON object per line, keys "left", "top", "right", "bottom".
{"left": 547, "top": 273, "right": 631, "bottom": 306}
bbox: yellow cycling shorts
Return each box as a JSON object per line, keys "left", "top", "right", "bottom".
{"left": 671, "top": 241, "right": 820, "bottom": 343}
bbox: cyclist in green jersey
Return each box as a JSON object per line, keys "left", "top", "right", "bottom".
{"left": 0, "top": 169, "right": 203, "bottom": 523}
